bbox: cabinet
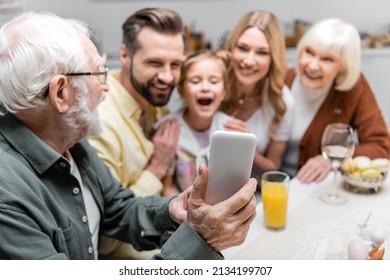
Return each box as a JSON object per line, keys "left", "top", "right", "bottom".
{"left": 0, "top": 1, "right": 22, "bottom": 10}
{"left": 0, "top": 1, "right": 23, "bottom": 24}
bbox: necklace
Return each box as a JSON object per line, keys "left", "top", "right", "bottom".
{"left": 238, "top": 94, "right": 260, "bottom": 106}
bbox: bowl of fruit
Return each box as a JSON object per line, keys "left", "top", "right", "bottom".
{"left": 341, "top": 156, "right": 389, "bottom": 193}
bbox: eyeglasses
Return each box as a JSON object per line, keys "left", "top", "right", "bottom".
{"left": 65, "top": 65, "right": 108, "bottom": 85}
{"left": 41, "top": 65, "right": 108, "bottom": 99}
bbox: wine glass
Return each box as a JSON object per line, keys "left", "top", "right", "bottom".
{"left": 320, "top": 123, "right": 355, "bottom": 205}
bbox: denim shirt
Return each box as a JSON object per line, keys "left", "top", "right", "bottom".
{"left": 0, "top": 114, "right": 222, "bottom": 260}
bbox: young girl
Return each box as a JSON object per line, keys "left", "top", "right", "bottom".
{"left": 156, "top": 50, "right": 232, "bottom": 195}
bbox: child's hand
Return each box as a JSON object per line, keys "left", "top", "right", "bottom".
{"left": 161, "top": 185, "right": 180, "bottom": 197}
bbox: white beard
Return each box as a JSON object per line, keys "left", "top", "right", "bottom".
{"left": 62, "top": 82, "right": 103, "bottom": 140}
{"left": 87, "top": 109, "right": 103, "bottom": 136}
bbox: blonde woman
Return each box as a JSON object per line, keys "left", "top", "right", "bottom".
{"left": 220, "top": 11, "right": 294, "bottom": 180}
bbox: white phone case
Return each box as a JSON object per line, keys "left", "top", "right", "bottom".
{"left": 205, "top": 130, "right": 257, "bottom": 205}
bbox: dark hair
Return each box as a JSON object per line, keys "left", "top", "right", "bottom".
{"left": 122, "top": 7, "right": 183, "bottom": 55}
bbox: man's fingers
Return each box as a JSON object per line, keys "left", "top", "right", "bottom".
{"left": 190, "top": 164, "right": 208, "bottom": 202}
{"left": 218, "top": 178, "right": 257, "bottom": 213}
{"left": 210, "top": 211, "right": 257, "bottom": 251}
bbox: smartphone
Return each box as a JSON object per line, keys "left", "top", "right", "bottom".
{"left": 205, "top": 130, "right": 257, "bottom": 205}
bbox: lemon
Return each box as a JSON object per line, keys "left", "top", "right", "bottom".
{"left": 350, "top": 171, "right": 361, "bottom": 179}
{"left": 361, "top": 168, "right": 381, "bottom": 178}
{"left": 342, "top": 159, "right": 355, "bottom": 173}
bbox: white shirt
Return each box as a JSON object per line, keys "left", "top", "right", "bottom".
{"left": 246, "top": 86, "right": 294, "bottom": 153}
{"left": 245, "top": 85, "right": 294, "bottom": 179}
{"left": 282, "top": 76, "right": 331, "bottom": 176}
{"left": 66, "top": 151, "right": 101, "bottom": 259}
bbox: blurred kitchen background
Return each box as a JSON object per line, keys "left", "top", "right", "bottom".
{"left": 1, "top": 0, "right": 390, "bottom": 127}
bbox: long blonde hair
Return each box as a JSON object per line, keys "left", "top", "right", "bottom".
{"left": 220, "top": 10, "right": 286, "bottom": 133}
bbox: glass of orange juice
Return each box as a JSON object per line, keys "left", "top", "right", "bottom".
{"left": 261, "top": 171, "right": 290, "bottom": 230}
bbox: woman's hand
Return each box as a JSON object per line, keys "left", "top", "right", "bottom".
{"left": 224, "top": 117, "right": 251, "bottom": 133}
{"left": 296, "top": 155, "right": 332, "bottom": 183}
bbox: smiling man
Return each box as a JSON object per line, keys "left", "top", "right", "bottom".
{"left": 88, "top": 7, "right": 185, "bottom": 259}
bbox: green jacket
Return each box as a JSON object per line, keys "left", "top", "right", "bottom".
{"left": 0, "top": 114, "right": 222, "bottom": 260}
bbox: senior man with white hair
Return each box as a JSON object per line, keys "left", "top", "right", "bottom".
{"left": 0, "top": 11, "right": 257, "bottom": 260}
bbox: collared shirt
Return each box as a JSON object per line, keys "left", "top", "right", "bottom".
{"left": 88, "top": 70, "right": 167, "bottom": 259}
{"left": 0, "top": 114, "right": 221, "bottom": 260}
{"left": 89, "top": 70, "right": 167, "bottom": 198}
